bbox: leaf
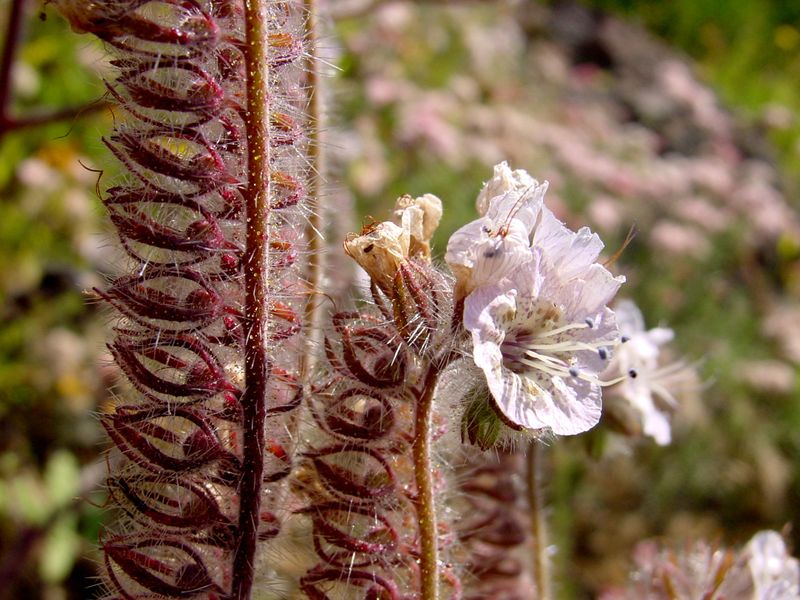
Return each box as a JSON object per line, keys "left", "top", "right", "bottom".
{"left": 39, "top": 514, "right": 80, "bottom": 584}
{"left": 43, "top": 450, "right": 79, "bottom": 508}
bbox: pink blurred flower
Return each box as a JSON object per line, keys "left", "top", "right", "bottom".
{"left": 650, "top": 220, "right": 710, "bottom": 258}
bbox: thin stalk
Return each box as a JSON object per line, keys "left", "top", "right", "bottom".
{"left": 232, "top": 1, "right": 273, "bottom": 598}
{"left": 413, "top": 364, "right": 442, "bottom": 600}
{"left": 300, "top": 0, "right": 325, "bottom": 382}
{"left": 0, "top": 101, "right": 110, "bottom": 134}
{"left": 527, "top": 440, "right": 552, "bottom": 600}
{"left": 0, "top": 0, "right": 25, "bottom": 129}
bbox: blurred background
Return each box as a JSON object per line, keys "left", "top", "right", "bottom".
{"left": 1, "top": 0, "right": 799, "bottom": 597}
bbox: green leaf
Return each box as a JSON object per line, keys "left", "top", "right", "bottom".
{"left": 461, "top": 383, "right": 505, "bottom": 450}
{"left": 44, "top": 450, "right": 80, "bottom": 508}
{"left": 39, "top": 514, "right": 80, "bottom": 584}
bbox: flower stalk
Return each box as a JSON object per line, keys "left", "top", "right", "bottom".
{"left": 414, "top": 360, "right": 446, "bottom": 600}
{"left": 528, "top": 440, "right": 552, "bottom": 600}
{"left": 232, "top": 1, "right": 274, "bottom": 597}
{"left": 54, "top": 1, "right": 312, "bottom": 597}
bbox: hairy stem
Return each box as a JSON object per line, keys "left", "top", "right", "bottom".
{"left": 300, "top": 0, "right": 325, "bottom": 382}
{"left": 414, "top": 364, "right": 442, "bottom": 600}
{"left": 232, "top": 1, "right": 273, "bottom": 597}
{"left": 528, "top": 440, "right": 552, "bottom": 600}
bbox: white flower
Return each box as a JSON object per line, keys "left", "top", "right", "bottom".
{"left": 745, "top": 531, "right": 800, "bottom": 600}
{"left": 445, "top": 163, "right": 547, "bottom": 299}
{"left": 448, "top": 163, "right": 626, "bottom": 435}
{"left": 603, "top": 300, "right": 690, "bottom": 445}
{"left": 475, "top": 161, "right": 547, "bottom": 220}
{"left": 464, "top": 247, "right": 623, "bottom": 435}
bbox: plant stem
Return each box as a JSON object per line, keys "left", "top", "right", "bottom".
{"left": 300, "top": 0, "right": 325, "bottom": 382}
{"left": 413, "top": 364, "right": 442, "bottom": 600}
{"left": 232, "top": 1, "right": 273, "bottom": 598}
{"left": 0, "top": 0, "right": 25, "bottom": 129}
{"left": 527, "top": 440, "right": 552, "bottom": 600}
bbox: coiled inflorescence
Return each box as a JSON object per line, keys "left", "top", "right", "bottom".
{"left": 295, "top": 267, "right": 459, "bottom": 599}
{"left": 55, "top": 1, "right": 310, "bottom": 597}
{"left": 455, "top": 451, "right": 533, "bottom": 600}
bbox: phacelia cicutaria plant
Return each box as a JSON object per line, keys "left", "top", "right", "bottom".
{"left": 54, "top": 1, "right": 312, "bottom": 598}
{"left": 49, "top": 1, "right": 734, "bottom": 594}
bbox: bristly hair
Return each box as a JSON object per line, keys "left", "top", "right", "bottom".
{"left": 53, "top": 1, "right": 313, "bottom": 598}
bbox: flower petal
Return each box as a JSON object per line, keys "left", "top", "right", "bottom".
{"left": 486, "top": 368, "right": 602, "bottom": 435}
{"left": 532, "top": 207, "right": 605, "bottom": 279}
{"left": 446, "top": 217, "right": 535, "bottom": 298}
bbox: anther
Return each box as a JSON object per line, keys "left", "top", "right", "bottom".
{"left": 584, "top": 317, "right": 595, "bottom": 328}
{"left": 568, "top": 366, "right": 579, "bottom": 378}
{"left": 628, "top": 368, "right": 638, "bottom": 378}
{"left": 598, "top": 347, "right": 608, "bottom": 360}
{"left": 621, "top": 335, "right": 630, "bottom": 343}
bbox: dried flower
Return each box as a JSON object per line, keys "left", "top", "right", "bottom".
{"left": 344, "top": 221, "right": 410, "bottom": 296}
{"left": 392, "top": 193, "right": 443, "bottom": 259}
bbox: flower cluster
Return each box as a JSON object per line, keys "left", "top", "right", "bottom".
{"left": 601, "top": 530, "right": 800, "bottom": 599}
{"left": 447, "top": 162, "right": 626, "bottom": 436}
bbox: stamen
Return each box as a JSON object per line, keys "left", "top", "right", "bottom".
{"left": 628, "top": 368, "right": 638, "bottom": 379}
{"left": 535, "top": 321, "right": 590, "bottom": 338}
{"left": 524, "top": 349, "right": 570, "bottom": 368}
{"left": 524, "top": 339, "right": 607, "bottom": 353}
{"left": 598, "top": 347, "right": 608, "bottom": 360}
{"left": 518, "top": 356, "right": 630, "bottom": 387}
{"left": 584, "top": 317, "right": 594, "bottom": 328}
{"left": 518, "top": 357, "right": 571, "bottom": 380}
{"left": 621, "top": 335, "right": 630, "bottom": 343}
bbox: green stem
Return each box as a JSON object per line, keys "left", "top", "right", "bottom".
{"left": 414, "top": 365, "right": 442, "bottom": 600}
{"left": 527, "top": 440, "right": 552, "bottom": 600}
{"left": 232, "top": 1, "right": 272, "bottom": 598}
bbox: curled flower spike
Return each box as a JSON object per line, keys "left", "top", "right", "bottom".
{"left": 602, "top": 299, "right": 694, "bottom": 445}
